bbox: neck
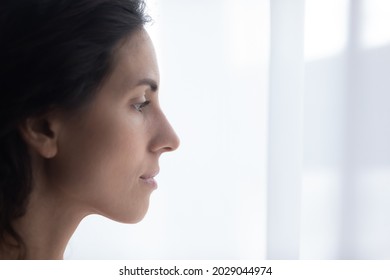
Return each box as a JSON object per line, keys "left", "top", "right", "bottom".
{"left": 11, "top": 186, "right": 88, "bottom": 260}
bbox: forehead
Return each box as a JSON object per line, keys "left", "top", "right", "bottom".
{"left": 107, "top": 29, "right": 159, "bottom": 94}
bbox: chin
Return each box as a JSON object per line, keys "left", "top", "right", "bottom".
{"left": 108, "top": 201, "right": 151, "bottom": 224}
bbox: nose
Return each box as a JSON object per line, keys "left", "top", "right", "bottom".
{"left": 149, "top": 110, "right": 180, "bottom": 154}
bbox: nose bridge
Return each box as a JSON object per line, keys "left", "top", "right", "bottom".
{"left": 150, "top": 108, "right": 180, "bottom": 153}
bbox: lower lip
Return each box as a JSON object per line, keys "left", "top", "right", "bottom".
{"left": 140, "top": 177, "right": 158, "bottom": 189}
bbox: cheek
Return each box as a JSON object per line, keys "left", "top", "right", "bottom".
{"left": 49, "top": 111, "right": 150, "bottom": 221}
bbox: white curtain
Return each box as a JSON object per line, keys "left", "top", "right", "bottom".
{"left": 65, "top": 0, "right": 390, "bottom": 260}
{"left": 268, "top": 0, "right": 390, "bottom": 259}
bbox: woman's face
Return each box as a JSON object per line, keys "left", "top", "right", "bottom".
{"left": 48, "top": 29, "right": 179, "bottom": 223}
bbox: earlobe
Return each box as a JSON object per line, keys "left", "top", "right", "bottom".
{"left": 19, "top": 114, "right": 60, "bottom": 159}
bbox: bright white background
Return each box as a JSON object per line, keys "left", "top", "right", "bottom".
{"left": 65, "top": 0, "right": 390, "bottom": 259}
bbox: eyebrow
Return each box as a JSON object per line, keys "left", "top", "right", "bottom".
{"left": 136, "top": 78, "right": 158, "bottom": 92}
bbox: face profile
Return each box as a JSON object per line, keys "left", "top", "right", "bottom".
{"left": 0, "top": 0, "right": 179, "bottom": 259}
{"left": 27, "top": 30, "right": 180, "bottom": 225}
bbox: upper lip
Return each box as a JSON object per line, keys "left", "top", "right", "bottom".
{"left": 140, "top": 169, "right": 159, "bottom": 179}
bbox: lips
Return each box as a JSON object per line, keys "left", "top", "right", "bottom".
{"left": 140, "top": 169, "right": 159, "bottom": 188}
{"left": 140, "top": 169, "right": 159, "bottom": 180}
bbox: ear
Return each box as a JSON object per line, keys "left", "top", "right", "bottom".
{"left": 19, "top": 112, "right": 61, "bottom": 159}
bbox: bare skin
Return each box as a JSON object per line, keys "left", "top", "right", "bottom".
{"left": 1, "top": 29, "right": 179, "bottom": 259}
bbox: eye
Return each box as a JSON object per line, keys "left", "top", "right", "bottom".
{"left": 133, "top": 100, "right": 151, "bottom": 112}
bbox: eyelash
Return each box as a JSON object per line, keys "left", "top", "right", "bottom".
{"left": 133, "top": 100, "right": 151, "bottom": 112}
